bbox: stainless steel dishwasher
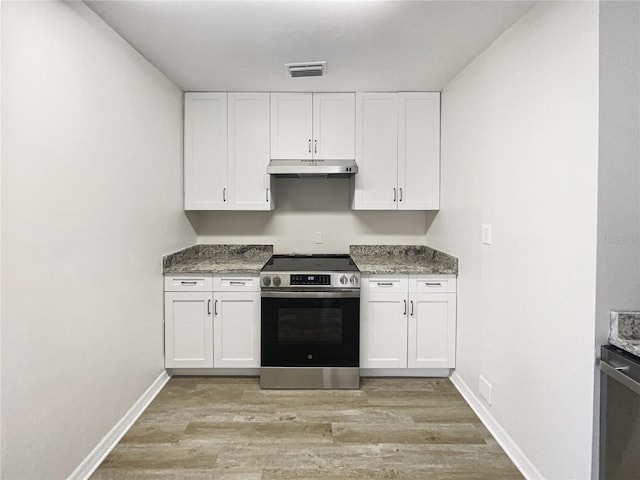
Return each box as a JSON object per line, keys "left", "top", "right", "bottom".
{"left": 600, "top": 345, "right": 640, "bottom": 479}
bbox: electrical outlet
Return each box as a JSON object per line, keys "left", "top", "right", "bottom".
{"left": 479, "top": 375, "right": 493, "bottom": 405}
{"left": 482, "top": 224, "right": 492, "bottom": 245}
{"left": 314, "top": 231, "right": 323, "bottom": 244}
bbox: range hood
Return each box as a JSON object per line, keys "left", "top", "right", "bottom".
{"left": 267, "top": 159, "right": 358, "bottom": 178}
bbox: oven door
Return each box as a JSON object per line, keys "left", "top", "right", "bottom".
{"left": 261, "top": 290, "right": 360, "bottom": 368}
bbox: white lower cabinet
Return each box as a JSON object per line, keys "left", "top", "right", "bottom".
{"left": 361, "top": 274, "right": 456, "bottom": 371}
{"left": 164, "top": 291, "right": 214, "bottom": 368}
{"left": 164, "top": 274, "right": 260, "bottom": 369}
{"left": 213, "top": 288, "right": 260, "bottom": 368}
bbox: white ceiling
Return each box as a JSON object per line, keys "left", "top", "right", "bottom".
{"left": 85, "top": 0, "right": 536, "bottom": 92}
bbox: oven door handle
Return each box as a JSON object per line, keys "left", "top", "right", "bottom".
{"left": 261, "top": 290, "right": 360, "bottom": 299}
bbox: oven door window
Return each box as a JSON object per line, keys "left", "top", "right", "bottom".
{"left": 261, "top": 296, "right": 359, "bottom": 367}
{"left": 278, "top": 307, "right": 343, "bottom": 345}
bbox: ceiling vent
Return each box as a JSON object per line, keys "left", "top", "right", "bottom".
{"left": 285, "top": 61, "right": 326, "bottom": 78}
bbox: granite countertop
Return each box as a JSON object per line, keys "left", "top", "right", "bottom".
{"left": 609, "top": 311, "right": 640, "bottom": 357}
{"left": 349, "top": 245, "right": 458, "bottom": 275}
{"left": 163, "top": 244, "right": 273, "bottom": 274}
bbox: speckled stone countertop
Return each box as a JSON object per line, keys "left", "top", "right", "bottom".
{"left": 163, "top": 244, "right": 273, "bottom": 274}
{"left": 349, "top": 245, "right": 458, "bottom": 275}
{"left": 609, "top": 311, "right": 640, "bottom": 357}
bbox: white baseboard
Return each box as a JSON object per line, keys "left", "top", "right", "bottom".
{"left": 449, "top": 371, "right": 544, "bottom": 480}
{"left": 67, "top": 370, "right": 171, "bottom": 480}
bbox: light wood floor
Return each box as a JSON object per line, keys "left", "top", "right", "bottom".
{"left": 91, "top": 377, "right": 523, "bottom": 480}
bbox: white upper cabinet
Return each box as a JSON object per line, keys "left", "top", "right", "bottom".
{"left": 398, "top": 92, "right": 440, "bottom": 210}
{"left": 353, "top": 93, "right": 398, "bottom": 210}
{"left": 270, "top": 93, "right": 313, "bottom": 159}
{"left": 312, "top": 93, "right": 356, "bottom": 159}
{"left": 353, "top": 92, "right": 440, "bottom": 211}
{"left": 184, "top": 92, "right": 273, "bottom": 211}
{"left": 184, "top": 93, "right": 228, "bottom": 210}
{"left": 270, "top": 93, "right": 355, "bottom": 160}
{"left": 228, "top": 93, "right": 273, "bottom": 209}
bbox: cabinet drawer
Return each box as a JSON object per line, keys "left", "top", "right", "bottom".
{"left": 213, "top": 275, "right": 260, "bottom": 292}
{"left": 365, "top": 276, "right": 408, "bottom": 293}
{"left": 410, "top": 276, "right": 456, "bottom": 293}
{"left": 164, "top": 274, "right": 213, "bottom": 292}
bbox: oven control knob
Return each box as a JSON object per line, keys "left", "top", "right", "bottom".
{"left": 349, "top": 275, "right": 359, "bottom": 285}
{"left": 273, "top": 276, "right": 281, "bottom": 287}
{"left": 339, "top": 275, "right": 348, "bottom": 285}
{"left": 262, "top": 276, "right": 271, "bottom": 287}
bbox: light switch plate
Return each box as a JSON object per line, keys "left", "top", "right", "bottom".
{"left": 482, "top": 224, "right": 492, "bottom": 245}
{"left": 314, "top": 231, "right": 323, "bottom": 244}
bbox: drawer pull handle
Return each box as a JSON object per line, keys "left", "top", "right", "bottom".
{"left": 180, "top": 281, "right": 197, "bottom": 286}
{"left": 403, "top": 299, "right": 407, "bottom": 315}
{"left": 377, "top": 282, "right": 394, "bottom": 287}
{"left": 410, "top": 300, "right": 414, "bottom": 316}
{"left": 425, "top": 282, "right": 442, "bottom": 287}
{"left": 230, "top": 281, "right": 246, "bottom": 286}
{"left": 207, "top": 299, "right": 211, "bottom": 315}
{"left": 214, "top": 300, "right": 218, "bottom": 316}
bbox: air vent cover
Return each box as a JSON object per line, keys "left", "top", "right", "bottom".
{"left": 285, "top": 61, "right": 326, "bottom": 78}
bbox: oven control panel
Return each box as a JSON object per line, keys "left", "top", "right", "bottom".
{"left": 290, "top": 274, "right": 331, "bottom": 286}
{"left": 260, "top": 272, "right": 360, "bottom": 289}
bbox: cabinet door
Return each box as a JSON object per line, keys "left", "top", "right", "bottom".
{"left": 398, "top": 92, "right": 440, "bottom": 210}
{"left": 164, "top": 292, "right": 214, "bottom": 368}
{"left": 228, "top": 93, "right": 273, "bottom": 210}
{"left": 270, "top": 93, "right": 313, "bottom": 160}
{"left": 407, "top": 292, "right": 456, "bottom": 368}
{"left": 352, "top": 93, "right": 398, "bottom": 210}
{"left": 184, "top": 93, "right": 228, "bottom": 210}
{"left": 213, "top": 291, "right": 260, "bottom": 368}
{"left": 312, "top": 93, "right": 355, "bottom": 159}
{"left": 361, "top": 292, "right": 408, "bottom": 368}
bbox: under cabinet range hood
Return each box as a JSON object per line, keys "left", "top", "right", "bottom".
{"left": 267, "top": 159, "right": 358, "bottom": 178}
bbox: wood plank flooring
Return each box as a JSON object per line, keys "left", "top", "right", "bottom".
{"left": 91, "top": 377, "right": 523, "bottom": 480}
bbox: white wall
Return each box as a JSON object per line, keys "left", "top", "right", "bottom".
{"left": 426, "top": 2, "right": 599, "bottom": 479}
{"left": 594, "top": 2, "right": 640, "bottom": 476}
{"left": 193, "top": 178, "right": 433, "bottom": 253}
{"left": 1, "top": 2, "right": 195, "bottom": 478}
{"left": 0, "top": 1, "right": 3, "bottom": 475}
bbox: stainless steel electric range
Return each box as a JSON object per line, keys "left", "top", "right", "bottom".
{"left": 260, "top": 254, "right": 360, "bottom": 389}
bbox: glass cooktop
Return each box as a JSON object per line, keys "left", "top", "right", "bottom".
{"left": 261, "top": 254, "right": 359, "bottom": 273}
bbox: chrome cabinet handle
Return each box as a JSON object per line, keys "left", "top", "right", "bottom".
{"left": 403, "top": 299, "right": 407, "bottom": 315}
{"left": 410, "top": 300, "right": 414, "bottom": 316}
{"left": 308, "top": 139, "right": 311, "bottom": 153}
{"left": 425, "top": 282, "right": 443, "bottom": 287}
{"left": 230, "top": 281, "right": 246, "bottom": 286}
{"left": 393, "top": 188, "right": 397, "bottom": 202}
{"left": 377, "top": 282, "right": 394, "bottom": 287}
{"left": 223, "top": 188, "right": 226, "bottom": 202}
{"left": 214, "top": 300, "right": 218, "bottom": 315}
{"left": 314, "top": 139, "right": 318, "bottom": 153}
{"left": 180, "top": 281, "right": 197, "bottom": 286}
{"left": 207, "top": 299, "right": 211, "bottom": 315}
{"left": 399, "top": 188, "right": 403, "bottom": 202}
{"left": 266, "top": 188, "right": 269, "bottom": 202}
